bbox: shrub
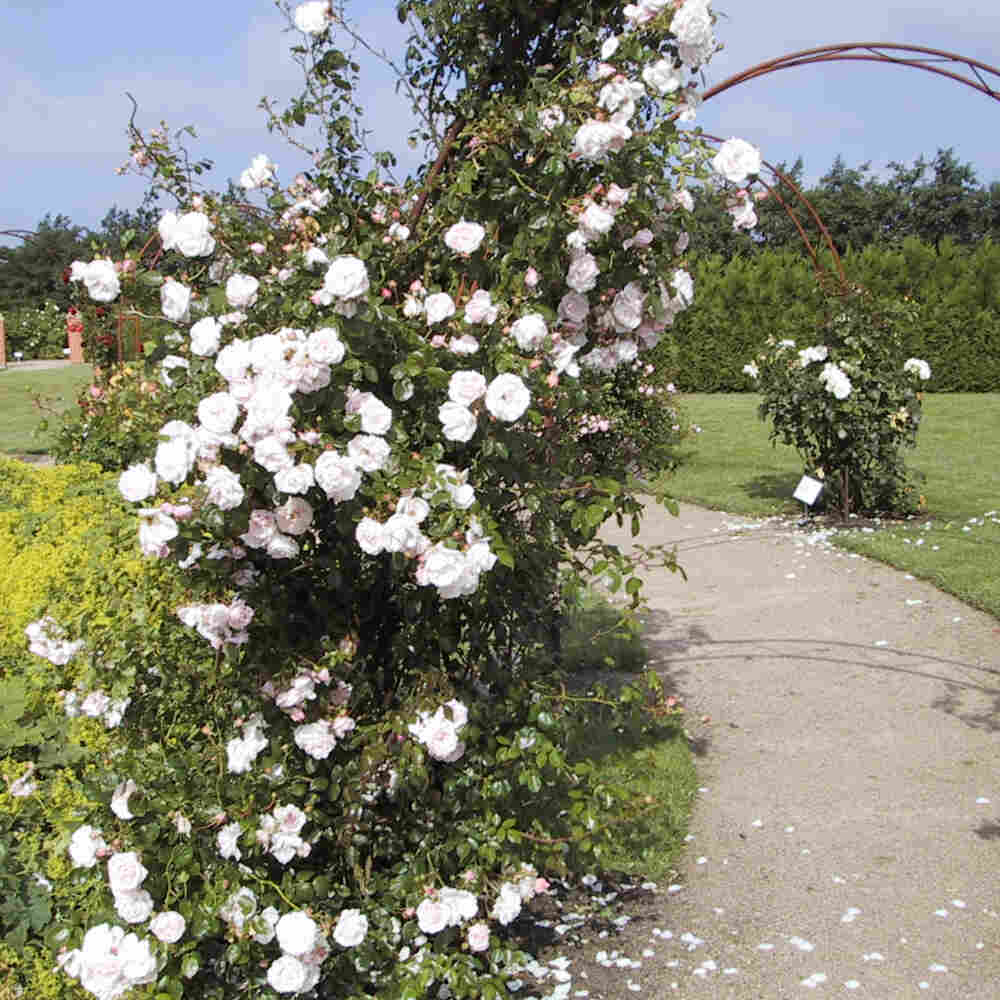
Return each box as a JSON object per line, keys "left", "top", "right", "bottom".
{"left": 9, "top": 0, "right": 743, "bottom": 995}
{"left": 748, "top": 288, "right": 930, "bottom": 516}
{"left": 2, "top": 302, "right": 68, "bottom": 360}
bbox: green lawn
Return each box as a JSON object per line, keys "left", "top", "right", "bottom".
{"left": 667, "top": 393, "right": 1000, "bottom": 618}
{"left": 0, "top": 365, "right": 93, "bottom": 455}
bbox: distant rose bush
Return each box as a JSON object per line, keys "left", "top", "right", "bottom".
{"left": 750, "top": 288, "right": 927, "bottom": 515}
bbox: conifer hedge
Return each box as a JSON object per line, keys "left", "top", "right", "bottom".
{"left": 664, "top": 238, "right": 1000, "bottom": 392}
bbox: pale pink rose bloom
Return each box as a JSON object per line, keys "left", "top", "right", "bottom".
{"left": 416, "top": 898, "right": 449, "bottom": 935}
{"left": 467, "top": 922, "right": 490, "bottom": 952}
{"left": 355, "top": 517, "right": 386, "bottom": 555}
{"left": 425, "top": 292, "right": 456, "bottom": 325}
{"left": 448, "top": 370, "right": 487, "bottom": 405}
{"left": 333, "top": 909, "right": 368, "bottom": 948}
{"left": 149, "top": 911, "right": 187, "bottom": 944}
{"left": 444, "top": 220, "right": 486, "bottom": 254}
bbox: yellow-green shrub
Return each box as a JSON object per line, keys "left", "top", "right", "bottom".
{"left": 0, "top": 458, "right": 190, "bottom": 980}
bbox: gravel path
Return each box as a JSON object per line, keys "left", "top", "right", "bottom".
{"left": 575, "top": 501, "right": 999, "bottom": 998}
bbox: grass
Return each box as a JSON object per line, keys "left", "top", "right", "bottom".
{"left": 560, "top": 590, "right": 698, "bottom": 881}
{"left": 668, "top": 393, "right": 1000, "bottom": 618}
{"left": 0, "top": 365, "right": 93, "bottom": 456}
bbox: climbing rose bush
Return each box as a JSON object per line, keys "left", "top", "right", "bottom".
{"left": 748, "top": 287, "right": 929, "bottom": 516}
{"left": 10, "top": 1, "right": 740, "bottom": 997}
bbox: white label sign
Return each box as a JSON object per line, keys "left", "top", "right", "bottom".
{"left": 793, "top": 475, "right": 824, "bottom": 506}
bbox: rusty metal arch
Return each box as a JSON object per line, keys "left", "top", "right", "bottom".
{"left": 691, "top": 43, "right": 1000, "bottom": 291}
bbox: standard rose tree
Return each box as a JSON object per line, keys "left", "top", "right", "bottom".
{"left": 749, "top": 289, "right": 930, "bottom": 516}
{"left": 16, "top": 2, "right": 743, "bottom": 998}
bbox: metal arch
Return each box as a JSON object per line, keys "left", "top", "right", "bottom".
{"left": 687, "top": 43, "right": 1000, "bottom": 291}
{"left": 702, "top": 43, "right": 1000, "bottom": 107}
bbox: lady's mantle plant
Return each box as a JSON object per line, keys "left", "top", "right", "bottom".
{"left": 747, "top": 287, "right": 930, "bottom": 516}
{"left": 9, "top": 1, "right": 753, "bottom": 997}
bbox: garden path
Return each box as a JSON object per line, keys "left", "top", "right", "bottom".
{"left": 578, "top": 501, "right": 999, "bottom": 998}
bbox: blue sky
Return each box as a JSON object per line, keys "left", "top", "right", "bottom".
{"left": 3, "top": 1, "right": 1000, "bottom": 245}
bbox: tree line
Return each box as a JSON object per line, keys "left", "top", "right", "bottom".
{"left": 692, "top": 147, "right": 1000, "bottom": 259}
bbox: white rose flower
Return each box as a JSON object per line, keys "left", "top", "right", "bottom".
{"left": 118, "top": 931, "right": 157, "bottom": 984}
{"left": 573, "top": 119, "right": 624, "bottom": 160}
{"left": 558, "top": 292, "right": 590, "bottom": 327}
{"left": 425, "top": 292, "right": 456, "bottom": 325}
{"left": 434, "top": 887, "right": 475, "bottom": 929}
{"left": 189, "top": 317, "right": 222, "bottom": 356}
{"left": 161, "top": 280, "right": 192, "bottom": 323}
{"left": 293, "top": 1, "right": 331, "bottom": 34}
{"left": 416, "top": 544, "right": 467, "bottom": 591}
{"left": 204, "top": 464, "right": 245, "bottom": 510}
{"left": 170, "top": 212, "right": 216, "bottom": 257}
{"left": 114, "top": 889, "right": 155, "bottom": 924}
{"left": 444, "top": 220, "right": 486, "bottom": 255}
{"left": 158, "top": 211, "right": 179, "bottom": 249}
{"left": 268, "top": 954, "right": 309, "bottom": 994}
{"left": 227, "top": 732, "right": 267, "bottom": 774}
{"left": 612, "top": 282, "right": 646, "bottom": 331}
{"left": 642, "top": 58, "right": 684, "bottom": 94}
{"left": 110, "top": 779, "right": 139, "bottom": 820}
{"left": 294, "top": 720, "right": 338, "bottom": 759}
{"left": 485, "top": 373, "right": 531, "bottom": 422}
{"left": 149, "top": 911, "right": 186, "bottom": 944}
{"left": 333, "top": 909, "right": 368, "bottom": 948}
{"left": 107, "top": 852, "right": 148, "bottom": 893}
{"left": 253, "top": 436, "right": 294, "bottom": 474}
{"left": 137, "top": 508, "right": 179, "bottom": 557}
{"left": 449, "top": 334, "right": 480, "bottom": 354}
{"left": 197, "top": 392, "right": 240, "bottom": 435}
{"left": 903, "top": 357, "right": 931, "bottom": 380}
{"left": 711, "top": 137, "right": 763, "bottom": 185}
{"left": 347, "top": 434, "right": 391, "bottom": 472}
{"left": 275, "top": 497, "right": 313, "bottom": 536}
{"left": 819, "top": 361, "right": 853, "bottom": 400}
{"left": 355, "top": 517, "right": 386, "bottom": 555}
{"left": 306, "top": 326, "right": 345, "bottom": 364}
{"left": 314, "top": 451, "right": 362, "bottom": 501}
{"left": 742, "top": 362, "right": 760, "bottom": 379}
{"left": 226, "top": 274, "right": 259, "bottom": 308}
{"left": 416, "top": 899, "right": 449, "bottom": 935}
{"left": 323, "top": 256, "right": 369, "bottom": 300}
{"left": 672, "top": 0, "right": 717, "bottom": 67}
{"left": 357, "top": 394, "right": 392, "bottom": 435}
{"left": 671, "top": 268, "right": 695, "bottom": 307}
{"left": 274, "top": 463, "right": 315, "bottom": 496}
{"left": 439, "top": 401, "right": 478, "bottom": 442}
{"left": 491, "top": 884, "right": 522, "bottom": 925}
{"left": 240, "top": 154, "right": 276, "bottom": 190}
{"left": 464, "top": 289, "right": 498, "bottom": 325}
{"left": 118, "top": 463, "right": 158, "bottom": 503}
{"left": 510, "top": 313, "right": 548, "bottom": 352}
{"left": 154, "top": 438, "right": 194, "bottom": 486}
{"left": 217, "top": 822, "right": 243, "bottom": 860}
{"left": 448, "top": 370, "right": 487, "bottom": 406}
{"left": 467, "top": 922, "right": 490, "bottom": 952}
{"left": 566, "top": 253, "right": 600, "bottom": 293}
{"left": 68, "top": 825, "right": 106, "bottom": 868}
{"left": 380, "top": 513, "right": 425, "bottom": 556}
{"left": 81, "top": 259, "right": 121, "bottom": 303}
{"left": 276, "top": 911, "right": 319, "bottom": 956}
{"left": 266, "top": 532, "right": 300, "bottom": 560}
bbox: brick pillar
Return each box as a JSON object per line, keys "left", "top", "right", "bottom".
{"left": 67, "top": 310, "right": 85, "bottom": 363}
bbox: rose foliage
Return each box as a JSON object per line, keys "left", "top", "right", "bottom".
{"left": 7, "top": 1, "right": 749, "bottom": 997}
{"left": 746, "top": 287, "right": 931, "bottom": 516}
